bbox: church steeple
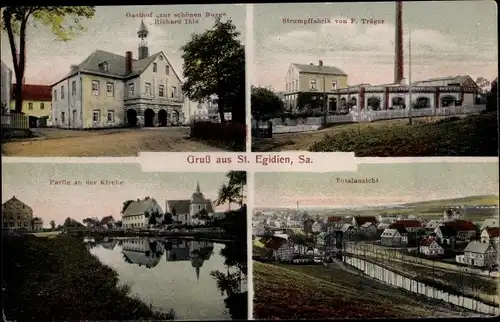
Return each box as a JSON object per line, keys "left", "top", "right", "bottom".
{"left": 137, "top": 19, "right": 149, "bottom": 60}
{"left": 196, "top": 181, "right": 200, "bottom": 193}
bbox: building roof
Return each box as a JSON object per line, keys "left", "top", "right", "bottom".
{"left": 166, "top": 199, "right": 214, "bottom": 214}
{"left": 425, "top": 220, "right": 443, "bottom": 229}
{"left": 485, "top": 227, "right": 500, "bottom": 238}
{"left": 265, "top": 237, "right": 288, "bottom": 250}
{"left": 420, "top": 237, "right": 439, "bottom": 247}
{"left": 445, "top": 220, "right": 476, "bottom": 231}
{"left": 122, "top": 198, "right": 157, "bottom": 217}
{"left": 464, "top": 241, "right": 493, "bottom": 254}
{"left": 412, "top": 75, "right": 476, "bottom": 87}
{"left": 327, "top": 216, "right": 343, "bottom": 223}
{"left": 381, "top": 228, "right": 399, "bottom": 237}
{"left": 361, "top": 222, "right": 375, "bottom": 228}
{"left": 437, "top": 224, "right": 457, "bottom": 237}
{"left": 340, "top": 223, "right": 355, "bottom": 232}
{"left": 2, "top": 196, "right": 32, "bottom": 211}
{"left": 390, "top": 220, "right": 422, "bottom": 228}
{"left": 292, "top": 63, "right": 347, "bottom": 76}
{"left": 101, "top": 216, "right": 114, "bottom": 225}
{"left": 355, "top": 216, "right": 377, "bottom": 226}
{"left": 481, "top": 218, "right": 499, "bottom": 230}
{"left": 11, "top": 84, "right": 52, "bottom": 101}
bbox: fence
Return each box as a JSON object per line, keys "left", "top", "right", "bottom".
{"left": 1, "top": 112, "right": 28, "bottom": 129}
{"left": 342, "top": 255, "right": 499, "bottom": 315}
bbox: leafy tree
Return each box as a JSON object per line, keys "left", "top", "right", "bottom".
{"left": 216, "top": 183, "right": 239, "bottom": 210}
{"left": 226, "top": 171, "right": 246, "bottom": 207}
{"left": 181, "top": 18, "right": 245, "bottom": 124}
{"left": 475, "top": 77, "right": 491, "bottom": 95}
{"left": 251, "top": 86, "right": 285, "bottom": 121}
{"left": 121, "top": 200, "right": 134, "bottom": 213}
{"left": 49, "top": 220, "right": 55, "bottom": 230}
{"left": 162, "top": 213, "right": 174, "bottom": 225}
{"left": 63, "top": 217, "right": 83, "bottom": 228}
{"left": 486, "top": 78, "right": 497, "bottom": 113}
{"left": 115, "top": 220, "right": 122, "bottom": 228}
{"left": 1, "top": 6, "right": 95, "bottom": 113}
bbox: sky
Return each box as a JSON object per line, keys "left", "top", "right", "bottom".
{"left": 2, "top": 163, "right": 238, "bottom": 226}
{"left": 0, "top": 5, "right": 245, "bottom": 85}
{"left": 253, "top": 1, "right": 498, "bottom": 90}
{"left": 254, "top": 162, "right": 499, "bottom": 208}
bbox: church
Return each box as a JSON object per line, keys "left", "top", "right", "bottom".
{"left": 51, "top": 20, "right": 185, "bottom": 129}
{"left": 165, "top": 182, "right": 215, "bottom": 225}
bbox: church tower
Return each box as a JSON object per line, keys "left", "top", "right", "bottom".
{"left": 137, "top": 19, "right": 149, "bottom": 60}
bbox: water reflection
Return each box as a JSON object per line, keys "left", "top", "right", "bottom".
{"left": 88, "top": 237, "right": 246, "bottom": 320}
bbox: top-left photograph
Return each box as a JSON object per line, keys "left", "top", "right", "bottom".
{"left": 1, "top": 5, "right": 246, "bottom": 156}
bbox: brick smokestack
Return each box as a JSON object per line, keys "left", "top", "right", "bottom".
{"left": 125, "top": 51, "right": 133, "bottom": 74}
{"left": 394, "top": 1, "right": 404, "bottom": 84}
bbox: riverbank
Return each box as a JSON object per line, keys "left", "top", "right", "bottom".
{"left": 2, "top": 235, "right": 175, "bottom": 320}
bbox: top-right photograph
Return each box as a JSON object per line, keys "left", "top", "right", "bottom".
{"left": 251, "top": 1, "right": 498, "bottom": 156}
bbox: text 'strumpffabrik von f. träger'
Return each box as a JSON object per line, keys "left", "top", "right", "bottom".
{"left": 336, "top": 177, "right": 379, "bottom": 184}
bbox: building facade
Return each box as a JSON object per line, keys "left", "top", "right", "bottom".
{"left": 1, "top": 60, "right": 12, "bottom": 125}
{"left": 122, "top": 197, "right": 164, "bottom": 229}
{"left": 2, "top": 196, "right": 34, "bottom": 230}
{"left": 10, "top": 84, "right": 52, "bottom": 121}
{"left": 51, "top": 20, "right": 185, "bottom": 129}
{"left": 165, "top": 182, "right": 215, "bottom": 225}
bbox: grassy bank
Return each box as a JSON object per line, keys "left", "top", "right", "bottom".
{"left": 253, "top": 261, "right": 474, "bottom": 319}
{"left": 2, "top": 235, "right": 174, "bottom": 320}
{"left": 309, "top": 112, "right": 498, "bottom": 156}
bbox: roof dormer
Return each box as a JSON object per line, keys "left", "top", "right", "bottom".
{"left": 98, "top": 61, "right": 110, "bottom": 72}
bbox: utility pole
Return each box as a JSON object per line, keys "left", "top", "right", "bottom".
{"left": 408, "top": 28, "right": 413, "bottom": 125}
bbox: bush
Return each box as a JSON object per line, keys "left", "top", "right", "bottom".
{"left": 190, "top": 121, "right": 245, "bottom": 151}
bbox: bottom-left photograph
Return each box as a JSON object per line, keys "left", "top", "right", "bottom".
{"left": 1, "top": 162, "right": 248, "bottom": 321}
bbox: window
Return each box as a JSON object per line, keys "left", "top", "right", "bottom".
{"left": 310, "top": 79, "right": 317, "bottom": 90}
{"left": 92, "top": 110, "right": 100, "bottom": 123}
{"left": 159, "top": 85, "right": 164, "bottom": 97}
{"left": 145, "top": 83, "right": 152, "bottom": 95}
{"left": 166, "top": 65, "right": 170, "bottom": 74}
{"left": 286, "top": 83, "right": 289, "bottom": 92}
{"left": 128, "top": 83, "right": 135, "bottom": 96}
{"left": 39, "top": 102, "right": 44, "bottom": 110}
{"left": 61, "top": 86, "right": 65, "bottom": 99}
{"left": 72, "top": 110, "right": 77, "bottom": 122}
{"left": 107, "top": 110, "right": 114, "bottom": 123}
{"left": 106, "top": 82, "right": 114, "bottom": 97}
{"left": 92, "top": 80, "right": 100, "bottom": 96}
{"left": 61, "top": 112, "right": 65, "bottom": 123}
{"left": 72, "top": 81, "right": 77, "bottom": 96}
{"left": 54, "top": 90, "right": 57, "bottom": 101}
{"left": 103, "top": 62, "right": 109, "bottom": 72}
{"left": 171, "top": 86, "right": 176, "bottom": 98}
{"left": 153, "top": 63, "right": 157, "bottom": 72}
{"left": 28, "top": 102, "right": 33, "bottom": 110}
{"left": 332, "top": 81, "right": 337, "bottom": 90}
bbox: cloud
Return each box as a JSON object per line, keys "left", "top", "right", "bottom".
{"left": 255, "top": 17, "right": 498, "bottom": 89}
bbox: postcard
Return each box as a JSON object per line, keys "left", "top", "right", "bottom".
{"left": 0, "top": 5, "right": 247, "bottom": 156}
{"left": 252, "top": 160, "right": 499, "bottom": 319}
{"left": 250, "top": 1, "right": 498, "bottom": 156}
{"left": 1, "top": 162, "right": 248, "bottom": 320}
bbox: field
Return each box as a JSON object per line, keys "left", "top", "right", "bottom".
{"left": 252, "top": 112, "right": 498, "bottom": 157}
{"left": 1, "top": 127, "right": 224, "bottom": 156}
{"left": 253, "top": 261, "right": 478, "bottom": 319}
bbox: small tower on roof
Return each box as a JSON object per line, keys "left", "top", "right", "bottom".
{"left": 137, "top": 19, "right": 149, "bottom": 60}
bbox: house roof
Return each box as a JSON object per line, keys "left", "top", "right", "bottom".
{"left": 11, "top": 84, "right": 52, "bottom": 101}
{"left": 445, "top": 220, "right": 476, "bottom": 231}
{"left": 355, "top": 216, "right": 377, "bottom": 226}
{"left": 292, "top": 63, "right": 347, "bottom": 76}
{"left": 412, "top": 75, "right": 476, "bottom": 87}
{"left": 464, "top": 241, "right": 493, "bottom": 254}
{"left": 166, "top": 199, "right": 214, "bottom": 214}
{"left": 485, "top": 227, "right": 500, "bottom": 238}
{"left": 390, "top": 220, "right": 422, "bottom": 228}
{"left": 340, "top": 223, "right": 355, "bottom": 232}
{"left": 265, "top": 237, "right": 288, "bottom": 250}
{"left": 2, "top": 196, "right": 32, "bottom": 211}
{"left": 101, "top": 216, "right": 114, "bottom": 225}
{"left": 420, "top": 237, "right": 439, "bottom": 247}
{"left": 437, "top": 224, "right": 457, "bottom": 237}
{"left": 425, "top": 220, "right": 443, "bottom": 229}
{"left": 361, "top": 222, "right": 374, "bottom": 228}
{"left": 481, "top": 218, "right": 499, "bottom": 230}
{"left": 381, "top": 228, "right": 399, "bottom": 237}
{"left": 122, "top": 198, "right": 157, "bottom": 217}
{"left": 327, "top": 216, "right": 343, "bottom": 222}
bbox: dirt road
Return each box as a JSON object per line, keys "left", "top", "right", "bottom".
{"left": 2, "top": 127, "right": 224, "bottom": 157}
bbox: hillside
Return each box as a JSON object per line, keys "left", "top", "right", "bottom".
{"left": 253, "top": 262, "right": 475, "bottom": 319}
{"left": 402, "top": 195, "right": 499, "bottom": 208}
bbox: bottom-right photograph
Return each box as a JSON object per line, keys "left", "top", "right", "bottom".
{"left": 251, "top": 161, "right": 499, "bottom": 319}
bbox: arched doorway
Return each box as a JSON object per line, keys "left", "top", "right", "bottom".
{"left": 126, "top": 109, "right": 138, "bottom": 127}
{"left": 144, "top": 108, "right": 155, "bottom": 127}
{"left": 340, "top": 97, "right": 347, "bottom": 110}
{"left": 171, "top": 110, "right": 180, "bottom": 125}
{"left": 440, "top": 95, "right": 455, "bottom": 107}
{"left": 415, "top": 97, "right": 430, "bottom": 109}
{"left": 158, "top": 109, "right": 168, "bottom": 127}
{"left": 350, "top": 97, "right": 357, "bottom": 108}
{"left": 391, "top": 96, "right": 405, "bottom": 109}
{"left": 367, "top": 97, "right": 381, "bottom": 110}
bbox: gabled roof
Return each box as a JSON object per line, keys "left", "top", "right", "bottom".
{"left": 292, "top": 63, "right": 347, "bottom": 76}
{"left": 166, "top": 199, "right": 214, "bottom": 214}
{"left": 464, "top": 241, "right": 493, "bottom": 254}
{"left": 265, "top": 237, "right": 288, "bottom": 250}
{"left": 445, "top": 220, "right": 476, "bottom": 231}
{"left": 101, "top": 216, "right": 114, "bottom": 225}
{"left": 361, "top": 222, "right": 375, "bottom": 228}
{"left": 390, "top": 220, "right": 422, "bottom": 228}
{"left": 381, "top": 228, "right": 399, "bottom": 237}
{"left": 12, "top": 84, "right": 51, "bottom": 101}
{"left": 355, "top": 216, "right": 377, "bottom": 226}
{"left": 425, "top": 220, "right": 443, "bottom": 229}
{"left": 412, "top": 75, "right": 477, "bottom": 87}
{"left": 327, "top": 216, "right": 343, "bottom": 223}
{"left": 420, "top": 237, "right": 439, "bottom": 247}
{"left": 437, "top": 224, "right": 457, "bottom": 237}
{"left": 122, "top": 198, "right": 158, "bottom": 217}
{"left": 481, "top": 218, "right": 499, "bottom": 230}
{"left": 485, "top": 227, "right": 500, "bottom": 238}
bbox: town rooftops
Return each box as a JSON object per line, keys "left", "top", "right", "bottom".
{"left": 11, "top": 84, "right": 52, "bottom": 101}
{"left": 444, "top": 220, "right": 476, "bottom": 231}
{"left": 485, "top": 227, "right": 500, "bottom": 238}
{"left": 464, "top": 241, "right": 494, "bottom": 254}
{"left": 292, "top": 63, "right": 347, "bottom": 76}
{"left": 390, "top": 220, "right": 422, "bottom": 228}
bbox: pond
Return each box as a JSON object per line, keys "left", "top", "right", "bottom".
{"left": 88, "top": 237, "right": 247, "bottom": 320}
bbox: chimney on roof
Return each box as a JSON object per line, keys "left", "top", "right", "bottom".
{"left": 125, "top": 51, "right": 133, "bottom": 74}
{"left": 319, "top": 60, "right": 323, "bottom": 67}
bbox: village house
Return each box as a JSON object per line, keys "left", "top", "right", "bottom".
{"left": 360, "top": 222, "right": 378, "bottom": 237}
{"left": 316, "top": 232, "right": 338, "bottom": 255}
{"left": 419, "top": 236, "right": 445, "bottom": 256}
{"left": 265, "top": 236, "right": 296, "bottom": 262}
{"left": 480, "top": 227, "right": 500, "bottom": 250}
{"left": 377, "top": 213, "right": 399, "bottom": 224}
{"left": 480, "top": 218, "right": 499, "bottom": 231}
{"left": 303, "top": 218, "right": 315, "bottom": 234}
{"left": 165, "top": 182, "right": 214, "bottom": 226}
{"left": 2, "top": 196, "right": 34, "bottom": 230}
{"left": 380, "top": 227, "right": 408, "bottom": 247}
{"left": 441, "top": 220, "right": 476, "bottom": 242}
{"left": 456, "top": 241, "right": 497, "bottom": 268}
{"left": 351, "top": 216, "right": 378, "bottom": 229}
{"left": 377, "top": 222, "right": 390, "bottom": 232}
{"left": 51, "top": 20, "right": 185, "bottom": 129}
{"left": 443, "top": 208, "right": 461, "bottom": 221}
{"left": 10, "top": 84, "right": 52, "bottom": 126}
{"left": 390, "top": 220, "right": 423, "bottom": 233}
{"left": 311, "top": 220, "right": 325, "bottom": 233}
{"left": 327, "top": 216, "right": 345, "bottom": 232}
{"left": 122, "top": 197, "right": 164, "bottom": 229}
{"left": 32, "top": 217, "right": 44, "bottom": 231}
{"left": 101, "top": 216, "right": 116, "bottom": 229}
{"left": 434, "top": 224, "right": 457, "bottom": 246}
{"left": 425, "top": 219, "right": 444, "bottom": 232}
{"left": 285, "top": 215, "right": 302, "bottom": 228}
